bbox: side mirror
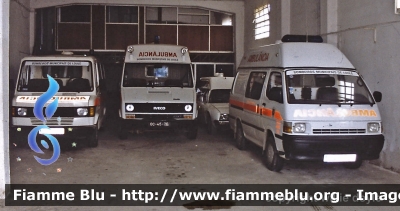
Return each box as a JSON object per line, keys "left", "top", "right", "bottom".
{"left": 373, "top": 91, "right": 382, "bottom": 102}
{"left": 268, "top": 87, "right": 283, "bottom": 103}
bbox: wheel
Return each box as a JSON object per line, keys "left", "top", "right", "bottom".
{"left": 118, "top": 120, "right": 128, "bottom": 140}
{"left": 343, "top": 158, "right": 363, "bottom": 169}
{"left": 263, "top": 136, "right": 284, "bottom": 172}
{"left": 88, "top": 127, "right": 99, "bottom": 147}
{"left": 235, "top": 122, "right": 247, "bottom": 150}
{"left": 185, "top": 125, "right": 198, "bottom": 140}
{"left": 206, "top": 114, "right": 217, "bottom": 135}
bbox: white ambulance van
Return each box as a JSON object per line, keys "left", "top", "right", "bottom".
{"left": 198, "top": 74, "right": 234, "bottom": 134}
{"left": 119, "top": 44, "right": 197, "bottom": 139}
{"left": 229, "top": 35, "right": 384, "bottom": 172}
{"left": 11, "top": 52, "right": 107, "bottom": 147}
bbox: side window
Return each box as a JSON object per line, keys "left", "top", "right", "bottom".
{"left": 266, "top": 72, "right": 283, "bottom": 103}
{"left": 245, "top": 72, "right": 266, "bottom": 100}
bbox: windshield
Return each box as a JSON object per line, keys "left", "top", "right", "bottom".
{"left": 17, "top": 60, "right": 94, "bottom": 92}
{"left": 209, "top": 89, "right": 230, "bottom": 103}
{"left": 123, "top": 63, "right": 193, "bottom": 88}
{"left": 285, "top": 70, "right": 374, "bottom": 104}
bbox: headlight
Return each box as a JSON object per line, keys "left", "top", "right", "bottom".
{"left": 367, "top": 122, "right": 380, "bottom": 133}
{"left": 219, "top": 114, "right": 228, "bottom": 121}
{"left": 126, "top": 104, "right": 134, "bottom": 112}
{"left": 293, "top": 123, "right": 306, "bottom": 133}
{"left": 184, "top": 104, "right": 192, "bottom": 112}
{"left": 77, "top": 108, "right": 88, "bottom": 116}
{"left": 17, "top": 108, "right": 27, "bottom": 116}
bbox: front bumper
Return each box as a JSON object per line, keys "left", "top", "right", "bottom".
{"left": 281, "top": 134, "right": 384, "bottom": 161}
{"left": 10, "top": 126, "right": 96, "bottom": 142}
{"left": 213, "top": 120, "right": 229, "bottom": 126}
{"left": 120, "top": 118, "right": 198, "bottom": 130}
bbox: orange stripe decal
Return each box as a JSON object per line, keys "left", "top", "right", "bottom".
{"left": 261, "top": 108, "right": 273, "bottom": 117}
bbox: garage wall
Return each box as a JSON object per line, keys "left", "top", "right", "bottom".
{"left": 336, "top": 0, "right": 400, "bottom": 171}
{"left": 243, "top": 0, "right": 281, "bottom": 50}
{"left": 1, "top": 0, "right": 11, "bottom": 200}
{"left": 10, "top": 0, "right": 31, "bottom": 82}
{"left": 290, "top": 0, "right": 320, "bottom": 35}
{"left": 28, "top": 0, "right": 244, "bottom": 68}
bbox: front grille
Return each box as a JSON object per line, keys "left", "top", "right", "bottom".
{"left": 313, "top": 129, "right": 366, "bottom": 134}
{"left": 31, "top": 117, "right": 74, "bottom": 125}
{"left": 126, "top": 103, "right": 193, "bottom": 113}
{"left": 16, "top": 107, "right": 85, "bottom": 117}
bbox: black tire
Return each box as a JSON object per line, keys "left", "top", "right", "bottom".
{"left": 343, "top": 158, "right": 363, "bottom": 169}
{"left": 263, "top": 136, "right": 284, "bottom": 172}
{"left": 206, "top": 114, "right": 217, "bottom": 135}
{"left": 235, "top": 122, "right": 247, "bottom": 150}
{"left": 185, "top": 126, "right": 198, "bottom": 140}
{"left": 118, "top": 120, "right": 128, "bottom": 140}
{"left": 88, "top": 127, "right": 99, "bottom": 147}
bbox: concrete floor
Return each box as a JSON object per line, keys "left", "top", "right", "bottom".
{"left": 3, "top": 122, "right": 400, "bottom": 210}
{"left": 3, "top": 92, "right": 400, "bottom": 210}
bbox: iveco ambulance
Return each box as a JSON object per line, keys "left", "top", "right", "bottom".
{"left": 198, "top": 74, "right": 234, "bottom": 134}
{"left": 11, "top": 52, "right": 107, "bottom": 147}
{"left": 229, "top": 35, "right": 384, "bottom": 172}
{"left": 119, "top": 44, "right": 197, "bottom": 139}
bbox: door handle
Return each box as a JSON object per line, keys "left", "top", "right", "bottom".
{"left": 272, "top": 108, "right": 275, "bottom": 116}
{"left": 262, "top": 103, "right": 266, "bottom": 106}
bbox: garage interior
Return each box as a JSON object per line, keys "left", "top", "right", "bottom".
{"left": 2, "top": 0, "right": 400, "bottom": 209}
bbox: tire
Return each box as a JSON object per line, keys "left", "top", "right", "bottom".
{"left": 185, "top": 125, "right": 198, "bottom": 140}
{"left": 118, "top": 120, "right": 128, "bottom": 140}
{"left": 343, "top": 158, "right": 363, "bottom": 169}
{"left": 88, "top": 127, "right": 99, "bottom": 147}
{"left": 235, "top": 122, "right": 247, "bottom": 150}
{"left": 206, "top": 114, "right": 217, "bottom": 135}
{"left": 263, "top": 136, "right": 284, "bottom": 172}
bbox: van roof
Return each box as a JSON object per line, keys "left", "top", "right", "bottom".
{"left": 21, "top": 54, "right": 99, "bottom": 62}
{"left": 239, "top": 42, "right": 354, "bottom": 69}
{"left": 124, "top": 44, "right": 191, "bottom": 64}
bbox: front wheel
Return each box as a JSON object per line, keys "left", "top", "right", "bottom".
{"left": 88, "top": 127, "right": 99, "bottom": 147}
{"left": 235, "top": 122, "right": 247, "bottom": 150}
{"left": 118, "top": 119, "right": 128, "bottom": 140}
{"left": 263, "top": 136, "right": 284, "bottom": 172}
{"left": 206, "top": 115, "right": 217, "bottom": 135}
{"left": 343, "top": 158, "right": 363, "bottom": 169}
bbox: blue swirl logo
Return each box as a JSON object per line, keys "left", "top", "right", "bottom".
{"left": 28, "top": 75, "right": 61, "bottom": 165}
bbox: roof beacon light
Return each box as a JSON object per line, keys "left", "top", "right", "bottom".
{"left": 127, "top": 46, "right": 134, "bottom": 53}
{"left": 181, "top": 47, "right": 188, "bottom": 55}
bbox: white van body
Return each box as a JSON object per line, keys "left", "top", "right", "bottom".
{"left": 11, "top": 53, "right": 107, "bottom": 147}
{"left": 198, "top": 75, "right": 234, "bottom": 134}
{"left": 230, "top": 38, "right": 384, "bottom": 171}
{"left": 119, "top": 44, "right": 197, "bottom": 139}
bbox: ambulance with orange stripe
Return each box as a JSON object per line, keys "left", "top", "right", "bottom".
{"left": 229, "top": 35, "right": 384, "bottom": 172}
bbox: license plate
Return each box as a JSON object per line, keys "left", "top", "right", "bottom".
{"left": 323, "top": 154, "right": 357, "bottom": 162}
{"left": 39, "top": 128, "right": 65, "bottom": 135}
{"left": 149, "top": 122, "right": 170, "bottom": 127}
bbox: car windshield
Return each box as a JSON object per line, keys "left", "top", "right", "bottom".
{"left": 17, "top": 60, "right": 94, "bottom": 92}
{"left": 285, "top": 70, "right": 374, "bottom": 105}
{"left": 123, "top": 63, "right": 193, "bottom": 88}
{"left": 209, "top": 89, "right": 230, "bottom": 103}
